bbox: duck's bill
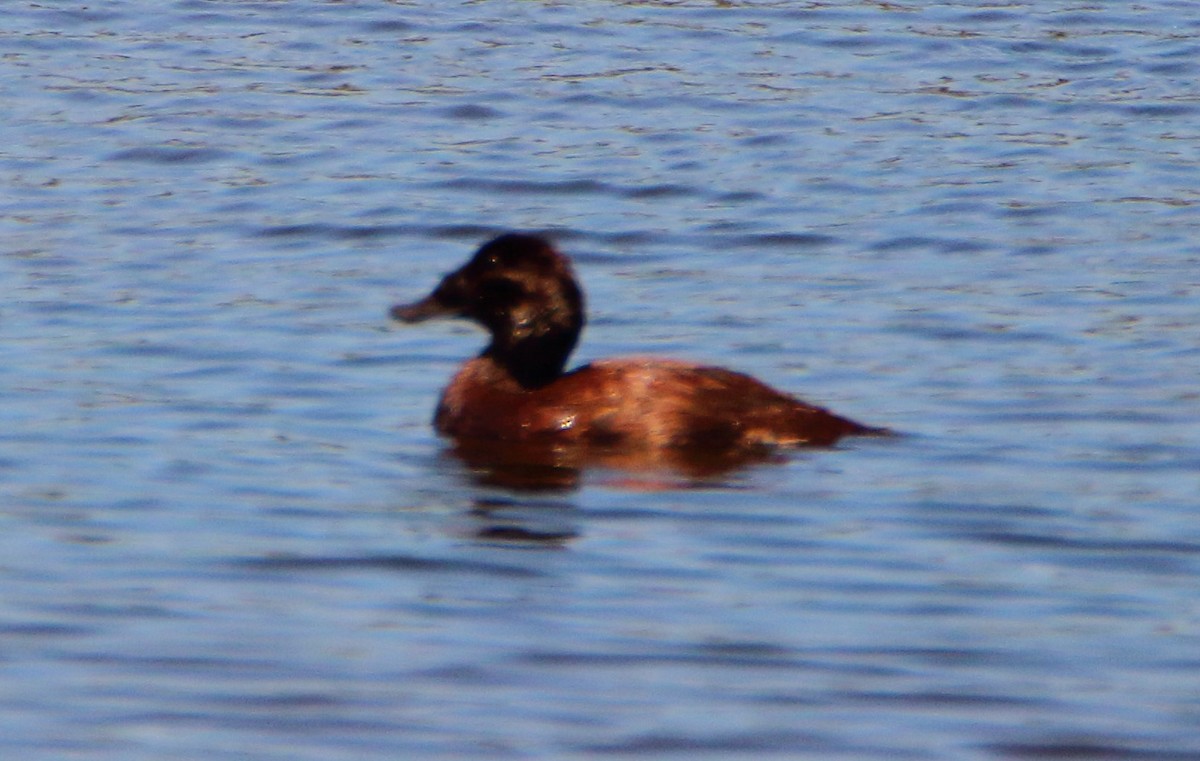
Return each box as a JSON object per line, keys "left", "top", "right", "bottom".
{"left": 390, "top": 295, "right": 448, "bottom": 323}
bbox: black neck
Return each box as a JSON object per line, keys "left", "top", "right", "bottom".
{"left": 486, "top": 329, "right": 579, "bottom": 389}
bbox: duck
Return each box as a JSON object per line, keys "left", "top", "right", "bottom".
{"left": 391, "top": 233, "right": 887, "bottom": 460}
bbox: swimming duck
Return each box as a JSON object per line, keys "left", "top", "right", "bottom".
{"left": 391, "top": 233, "right": 886, "bottom": 457}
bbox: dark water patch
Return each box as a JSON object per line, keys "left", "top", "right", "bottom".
{"left": 884, "top": 321, "right": 1062, "bottom": 345}
{"left": 912, "top": 500, "right": 1063, "bottom": 521}
{"left": 963, "top": 532, "right": 1200, "bottom": 555}
{"left": 973, "top": 410, "right": 1176, "bottom": 426}
{"left": 25, "top": 299, "right": 108, "bottom": 316}
{"left": 52, "top": 602, "right": 181, "bottom": 620}
{"left": 955, "top": 532, "right": 1200, "bottom": 574}
{"left": 362, "top": 19, "right": 416, "bottom": 33}
{"left": 472, "top": 495, "right": 577, "bottom": 512}
{"left": 870, "top": 235, "right": 992, "bottom": 254}
{"left": 1142, "top": 61, "right": 1198, "bottom": 76}
{"left": 514, "top": 645, "right": 871, "bottom": 674}
{"left": 0, "top": 621, "right": 95, "bottom": 638}
{"left": 1013, "top": 241, "right": 1066, "bottom": 256}
{"left": 695, "top": 639, "right": 794, "bottom": 659}
{"left": 849, "top": 645, "right": 1046, "bottom": 670}
{"left": 412, "top": 662, "right": 510, "bottom": 686}
{"left": 581, "top": 729, "right": 834, "bottom": 755}
{"left": 431, "top": 176, "right": 704, "bottom": 201}
{"left": 417, "top": 224, "right": 506, "bottom": 242}
{"left": 993, "top": 93, "right": 1059, "bottom": 111}
{"left": 1123, "top": 103, "right": 1199, "bottom": 119}
{"left": 625, "top": 183, "right": 694, "bottom": 199}
{"left": 1066, "top": 454, "right": 1200, "bottom": 475}
{"left": 838, "top": 689, "right": 1050, "bottom": 708}
{"left": 439, "top": 104, "right": 504, "bottom": 121}
{"left": 739, "top": 133, "right": 791, "bottom": 148}
{"left": 810, "top": 32, "right": 899, "bottom": 52}
{"left": 237, "top": 553, "right": 546, "bottom": 579}
{"left": 258, "top": 149, "right": 339, "bottom": 166}
{"left": 253, "top": 218, "right": 508, "bottom": 248}
{"left": 337, "top": 352, "right": 424, "bottom": 368}
{"left": 99, "top": 340, "right": 262, "bottom": 363}
{"left": 254, "top": 222, "right": 415, "bottom": 241}
{"left": 45, "top": 5, "right": 127, "bottom": 24}
{"left": 118, "top": 708, "right": 399, "bottom": 736}
{"left": 108, "top": 146, "right": 232, "bottom": 165}
{"left": 959, "top": 10, "right": 1024, "bottom": 24}
{"left": 922, "top": 199, "right": 992, "bottom": 216}
{"left": 212, "top": 691, "right": 343, "bottom": 709}
{"left": 982, "top": 739, "right": 1200, "bottom": 760}
{"left": 723, "top": 232, "right": 839, "bottom": 249}
{"left": 438, "top": 176, "right": 608, "bottom": 195}
{"left": 471, "top": 525, "right": 578, "bottom": 546}
{"left": 66, "top": 651, "right": 280, "bottom": 675}
{"left": 547, "top": 228, "right": 662, "bottom": 249}
{"left": 1005, "top": 39, "right": 1115, "bottom": 60}
{"left": 714, "top": 190, "right": 767, "bottom": 203}
{"left": 699, "top": 220, "right": 755, "bottom": 236}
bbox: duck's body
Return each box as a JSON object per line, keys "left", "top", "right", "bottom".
{"left": 392, "top": 233, "right": 886, "bottom": 459}
{"left": 435, "top": 355, "right": 875, "bottom": 449}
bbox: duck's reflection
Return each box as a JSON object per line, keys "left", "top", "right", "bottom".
{"left": 435, "top": 439, "right": 791, "bottom": 545}
{"left": 445, "top": 436, "right": 788, "bottom": 493}
{"left": 466, "top": 495, "right": 580, "bottom": 547}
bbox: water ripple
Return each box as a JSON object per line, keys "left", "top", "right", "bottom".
{"left": 236, "top": 553, "right": 547, "bottom": 579}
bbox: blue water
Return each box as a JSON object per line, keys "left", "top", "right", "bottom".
{"left": 3, "top": 1, "right": 1200, "bottom": 758}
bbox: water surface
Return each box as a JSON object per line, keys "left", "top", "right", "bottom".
{"left": 3, "top": 1, "right": 1200, "bottom": 759}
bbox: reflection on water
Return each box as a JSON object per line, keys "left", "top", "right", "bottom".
{"left": 467, "top": 496, "right": 580, "bottom": 548}
{"left": 444, "top": 435, "right": 797, "bottom": 492}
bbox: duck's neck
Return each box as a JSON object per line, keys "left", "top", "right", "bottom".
{"left": 485, "top": 329, "right": 579, "bottom": 390}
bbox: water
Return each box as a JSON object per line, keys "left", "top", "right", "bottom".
{"left": 3, "top": 1, "right": 1200, "bottom": 758}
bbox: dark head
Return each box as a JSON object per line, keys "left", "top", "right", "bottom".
{"left": 391, "top": 233, "right": 585, "bottom": 389}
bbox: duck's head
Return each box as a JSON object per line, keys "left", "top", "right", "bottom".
{"left": 391, "top": 233, "right": 585, "bottom": 388}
